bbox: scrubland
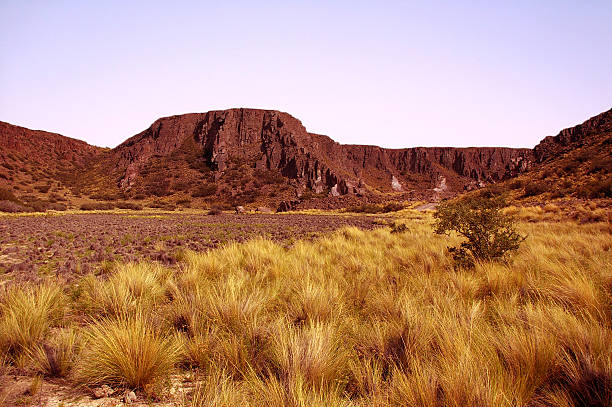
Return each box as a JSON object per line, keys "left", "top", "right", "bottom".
{"left": 0, "top": 212, "right": 611, "bottom": 406}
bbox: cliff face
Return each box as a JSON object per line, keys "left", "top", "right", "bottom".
{"left": 534, "top": 108, "right": 612, "bottom": 163}
{"left": 111, "top": 108, "right": 534, "bottom": 197}
{"left": 3, "top": 107, "right": 609, "bottom": 207}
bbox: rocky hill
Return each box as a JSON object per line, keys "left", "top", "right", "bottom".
{"left": 1, "top": 107, "right": 609, "bottom": 211}
{"left": 98, "top": 109, "right": 532, "bottom": 206}
{"left": 479, "top": 108, "right": 612, "bottom": 203}
{"left": 0, "top": 121, "right": 104, "bottom": 210}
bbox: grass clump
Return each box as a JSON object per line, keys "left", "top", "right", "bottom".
{"left": 0, "top": 285, "right": 65, "bottom": 358}
{"left": 76, "top": 315, "right": 181, "bottom": 392}
{"left": 76, "top": 262, "right": 170, "bottom": 319}
{"left": 26, "top": 327, "right": 80, "bottom": 377}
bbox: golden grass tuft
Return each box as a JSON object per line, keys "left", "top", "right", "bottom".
{"left": 0, "top": 284, "right": 64, "bottom": 358}
{"left": 75, "top": 314, "right": 181, "bottom": 392}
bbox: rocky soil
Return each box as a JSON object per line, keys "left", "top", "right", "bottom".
{"left": 0, "top": 211, "right": 381, "bottom": 283}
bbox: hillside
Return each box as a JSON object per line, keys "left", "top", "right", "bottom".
{"left": 81, "top": 109, "right": 533, "bottom": 209}
{"left": 1, "top": 107, "right": 610, "bottom": 211}
{"left": 477, "top": 108, "right": 612, "bottom": 203}
{"left": 0, "top": 121, "right": 104, "bottom": 210}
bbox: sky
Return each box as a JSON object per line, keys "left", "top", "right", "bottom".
{"left": 1, "top": 1, "right": 611, "bottom": 149}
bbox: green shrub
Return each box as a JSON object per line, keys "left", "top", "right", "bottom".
{"left": 434, "top": 196, "right": 525, "bottom": 268}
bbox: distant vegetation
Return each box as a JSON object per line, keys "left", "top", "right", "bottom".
{"left": 343, "top": 202, "right": 404, "bottom": 214}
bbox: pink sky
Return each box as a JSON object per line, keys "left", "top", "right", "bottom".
{"left": 1, "top": 1, "right": 610, "bottom": 148}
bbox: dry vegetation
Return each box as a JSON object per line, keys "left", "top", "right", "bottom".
{"left": 1, "top": 209, "right": 611, "bottom": 406}
{"left": 0, "top": 211, "right": 379, "bottom": 282}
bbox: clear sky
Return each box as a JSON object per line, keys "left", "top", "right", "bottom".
{"left": 1, "top": 1, "right": 610, "bottom": 149}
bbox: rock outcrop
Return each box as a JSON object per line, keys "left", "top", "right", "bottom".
{"left": 3, "top": 106, "right": 609, "bottom": 206}
{"left": 534, "top": 108, "right": 612, "bottom": 163}
{"left": 111, "top": 108, "right": 534, "bottom": 196}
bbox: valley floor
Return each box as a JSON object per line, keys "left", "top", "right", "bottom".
{"left": 0, "top": 210, "right": 611, "bottom": 406}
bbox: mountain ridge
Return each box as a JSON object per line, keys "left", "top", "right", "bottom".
{"left": 1, "top": 107, "right": 609, "bottom": 210}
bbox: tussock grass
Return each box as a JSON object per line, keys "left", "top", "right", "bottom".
{"left": 1, "top": 216, "right": 611, "bottom": 404}
{"left": 26, "top": 327, "right": 80, "bottom": 377}
{"left": 76, "top": 314, "right": 181, "bottom": 392}
{"left": 0, "top": 285, "right": 64, "bottom": 358}
{"left": 76, "top": 262, "right": 170, "bottom": 318}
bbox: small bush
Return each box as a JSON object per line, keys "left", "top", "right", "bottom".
{"left": 176, "top": 199, "right": 191, "bottom": 207}
{"left": 34, "top": 184, "right": 51, "bottom": 193}
{"left": 0, "top": 200, "right": 31, "bottom": 213}
{"left": 46, "top": 202, "right": 67, "bottom": 211}
{"left": 28, "top": 200, "right": 51, "bottom": 212}
{"left": 382, "top": 202, "right": 405, "bottom": 212}
{"left": 434, "top": 196, "right": 525, "bottom": 268}
{"left": 523, "top": 181, "right": 548, "bottom": 197}
{"left": 80, "top": 202, "right": 115, "bottom": 211}
{"left": 89, "top": 193, "right": 119, "bottom": 201}
{"left": 116, "top": 202, "right": 143, "bottom": 211}
{"left": 344, "top": 202, "right": 404, "bottom": 214}
{"left": 148, "top": 200, "right": 176, "bottom": 211}
{"left": 588, "top": 155, "right": 612, "bottom": 174}
{"left": 390, "top": 222, "right": 408, "bottom": 234}
{"left": 253, "top": 169, "right": 285, "bottom": 185}
{"left": 507, "top": 179, "right": 525, "bottom": 190}
{"left": 0, "top": 187, "right": 19, "bottom": 202}
{"left": 192, "top": 184, "right": 218, "bottom": 198}
{"left": 577, "top": 178, "right": 612, "bottom": 199}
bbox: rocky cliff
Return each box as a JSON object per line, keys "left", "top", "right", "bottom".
{"left": 534, "top": 108, "right": 612, "bottom": 163}
{"left": 3, "top": 107, "right": 609, "bottom": 208}
{"left": 111, "top": 108, "right": 533, "bottom": 198}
